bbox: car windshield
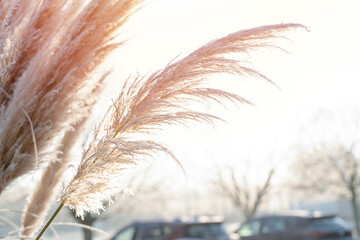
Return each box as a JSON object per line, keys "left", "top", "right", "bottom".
{"left": 134, "top": 224, "right": 174, "bottom": 240}
{"left": 183, "top": 223, "right": 228, "bottom": 239}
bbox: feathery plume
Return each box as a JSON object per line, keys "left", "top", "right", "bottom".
{"left": 60, "top": 23, "right": 305, "bottom": 217}
{"left": 20, "top": 72, "right": 107, "bottom": 236}
{"left": 20, "top": 69, "right": 108, "bottom": 237}
{"left": 0, "top": 0, "right": 143, "bottom": 194}
{"left": 20, "top": 117, "right": 90, "bottom": 237}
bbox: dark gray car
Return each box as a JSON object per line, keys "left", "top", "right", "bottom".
{"left": 235, "top": 212, "right": 353, "bottom": 240}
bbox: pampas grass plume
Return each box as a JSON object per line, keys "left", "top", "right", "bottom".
{"left": 60, "top": 23, "right": 305, "bottom": 218}
{"left": 0, "top": 0, "right": 142, "bottom": 193}
{"left": 1, "top": 0, "right": 145, "bottom": 236}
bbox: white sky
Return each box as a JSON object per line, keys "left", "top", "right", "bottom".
{"left": 101, "top": 0, "right": 360, "bottom": 189}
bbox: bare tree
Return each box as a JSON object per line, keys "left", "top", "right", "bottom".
{"left": 291, "top": 143, "right": 360, "bottom": 235}
{"left": 290, "top": 108, "right": 360, "bottom": 235}
{"left": 216, "top": 165, "right": 275, "bottom": 220}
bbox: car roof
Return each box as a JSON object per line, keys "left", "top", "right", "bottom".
{"left": 250, "top": 210, "right": 336, "bottom": 220}
{"left": 132, "top": 216, "right": 224, "bottom": 226}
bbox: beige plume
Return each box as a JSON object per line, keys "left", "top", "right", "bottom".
{"left": 0, "top": 0, "right": 143, "bottom": 194}
{"left": 60, "top": 23, "right": 305, "bottom": 218}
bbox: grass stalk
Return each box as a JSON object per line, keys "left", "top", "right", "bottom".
{"left": 35, "top": 202, "right": 64, "bottom": 240}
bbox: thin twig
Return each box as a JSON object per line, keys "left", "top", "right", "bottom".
{"left": 0, "top": 215, "right": 19, "bottom": 229}
{"left": 22, "top": 108, "right": 39, "bottom": 170}
{"left": 52, "top": 222, "right": 110, "bottom": 236}
{"left": 0, "top": 209, "right": 59, "bottom": 237}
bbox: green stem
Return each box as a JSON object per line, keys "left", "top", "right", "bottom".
{"left": 35, "top": 202, "right": 65, "bottom": 240}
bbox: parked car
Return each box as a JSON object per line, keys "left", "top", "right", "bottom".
{"left": 110, "top": 216, "right": 231, "bottom": 240}
{"left": 234, "top": 211, "right": 354, "bottom": 240}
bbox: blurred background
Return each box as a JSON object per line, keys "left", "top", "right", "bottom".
{"left": 1, "top": 0, "right": 360, "bottom": 239}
